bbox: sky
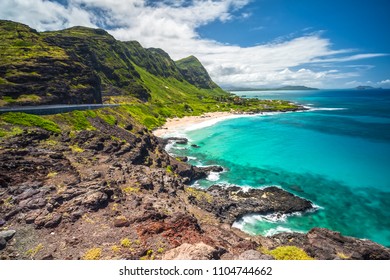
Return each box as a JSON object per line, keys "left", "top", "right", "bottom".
{"left": 0, "top": 0, "right": 389, "bottom": 89}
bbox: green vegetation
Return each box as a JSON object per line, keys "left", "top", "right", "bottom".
{"left": 82, "top": 248, "right": 102, "bottom": 260}
{"left": 0, "top": 94, "right": 41, "bottom": 106}
{"left": 0, "top": 20, "right": 302, "bottom": 136}
{"left": 0, "top": 112, "right": 61, "bottom": 134}
{"left": 58, "top": 110, "right": 96, "bottom": 131}
{"left": 46, "top": 172, "right": 58, "bottom": 178}
{"left": 175, "top": 55, "right": 219, "bottom": 89}
{"left": 166, "top": 165, "right": 174, "bottom": 173}
{"left": 0, "top": 21, "right": 68, "bottom": 65}
{"left": 120, "top": 238, "right": 132, "bottom": 248}
{"left": 111, "top": 245, "right": 120, "bottom": 253}
{"left": 140, "top": 249, "right": 154, "bottom": 260}
{"left": 122, "top": 186, "right": 140, "bottom": 194}
{"left": 261, "top": 246, "right": 314, "bottom": 260}
{"left": 157, "top": 247, "right": 164, "bottom": 254}
{"left": 0, "top": 126, "right": 24, "bottom": 138}
{"left": 26, "top": 244, "right": 44, "bottom": 258}
{"left": 185, "top": 187, "right": 213, "bottom": 203}
{"left": 337, "top": 252, "right": 350, "bottom": 259}
{"left": 69, "top": 144, "right": 84, "bottom": 153}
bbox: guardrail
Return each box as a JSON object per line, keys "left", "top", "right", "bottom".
{"left": 0, "top": 104, "right": 120, "bottom": 115}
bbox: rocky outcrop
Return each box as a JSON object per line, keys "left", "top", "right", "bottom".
{"left": 187, "top": 185, "right": 313, "bottom": 224}
{"left": 0, "top": 114, "right": 389, "bottom": 260}
{"left": 271, "top": 228, "right": 390, "bottom": 260}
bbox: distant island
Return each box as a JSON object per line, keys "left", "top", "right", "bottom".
{"left": 355, "top": 86, "right": 383, "bottom": 90}
{"left": 227, "top": 85, "right": 319, "bottom": 91}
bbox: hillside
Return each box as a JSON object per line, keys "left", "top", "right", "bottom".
{"left": 0, "top": 21, "right": 102, "bottom": 106}
{"left": 0, "top": 20, "right": 225, "bottom": 108}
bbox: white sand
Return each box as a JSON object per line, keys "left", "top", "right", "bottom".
{"left": 152, "top": 111, "right": 239, "bottom": 137}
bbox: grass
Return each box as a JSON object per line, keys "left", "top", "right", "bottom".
{"left": 0, "top": 112, "right": 61, "bottom": 134}
{"left": 60, "top": 110, "right": 96, "bottom": 131}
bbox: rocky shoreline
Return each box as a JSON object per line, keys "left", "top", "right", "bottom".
{"left": 1, "top": 118, "right": 389, "bottom": 260}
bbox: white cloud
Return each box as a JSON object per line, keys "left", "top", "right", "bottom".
{"left": 0, "top": 0, "right": 386, "bottom": 88}
{"left": 311, "top": 53, "right": 387, "bottom": 63}
{"left": 379, "top": 79, "right": 390, "bottom": 85}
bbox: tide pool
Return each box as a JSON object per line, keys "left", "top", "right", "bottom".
{"left": 167, "top": 89, "right": 390, "bottom": 247}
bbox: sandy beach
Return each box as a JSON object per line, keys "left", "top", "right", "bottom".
{"left": 152, "top": 111, "right": 239, "bottom": 137}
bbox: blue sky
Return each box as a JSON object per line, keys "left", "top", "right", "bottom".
{"left": 0, "top": 0, "right": 389, "bottom": 88}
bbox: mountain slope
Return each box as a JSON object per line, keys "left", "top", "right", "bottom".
{"left": 0, "top": 20, "right": 226, "bottom": 108}
{"left": 42, "top": 26, "right": 150, "bottom": 101}
{"left": 175, "top": 55, "right": 219, "bottom": 89}
{"left": 0, "top": 20, "right": 102, "bottom": 106}
{"left": 0, "top": 20, "right": 303, "bottom": 131}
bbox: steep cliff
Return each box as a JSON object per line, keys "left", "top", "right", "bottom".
{"left": 0, "top": 20, "right": 225, "bottom": 107}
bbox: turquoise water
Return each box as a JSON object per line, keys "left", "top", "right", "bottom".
{"left": 168, "top": 89, "right": 390, "bottom": 247}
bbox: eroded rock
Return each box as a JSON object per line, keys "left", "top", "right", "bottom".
{"left": 188, "top": 185, "right": 313, "bottom": 224}
{"left": 162, "top": 242, "right": 217, "bottom": 260}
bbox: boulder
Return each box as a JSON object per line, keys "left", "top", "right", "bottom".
{"left": 0, "top": 237, "right": 6, "bottom": 250}
{"left": 44, "top": 214, "right": 62, "bottom": 228}
{"left": 0, "top": 230, "right": 16, "bottom": 241}
{"left": 236, "top": 250, "right": 274, "bottom": 260}
{"left": 83, "top": 191, "right": 108, "bottom": 210}
{"left": 114, "top": 216, "right": 130, "bottom": 227}
{"left": 162, "top": 242, "right": 217, "bottom": 260}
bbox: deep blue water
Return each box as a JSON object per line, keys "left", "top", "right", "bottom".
{"left": 168, "top": 89, "right": 390, "bottom": 247}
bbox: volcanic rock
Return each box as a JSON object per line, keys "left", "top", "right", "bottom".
{"left": 187, "top": 185, "right": 313, "bottom": 224}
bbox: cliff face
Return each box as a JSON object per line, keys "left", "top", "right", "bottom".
{"left": 0, "top": 20, "right": 224, "bottom": 107}
{"left": 175, "top": 55, "right": 219, "bottom": 89}
{"left": 0, "top": 21, "right": 102, "bottom": 106}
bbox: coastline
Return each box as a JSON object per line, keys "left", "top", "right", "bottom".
{"left": 152, "top": 111, "right": 240, "bottom": 137}
{"left": 152, "top": 110, "right": 291, "bottom": 137}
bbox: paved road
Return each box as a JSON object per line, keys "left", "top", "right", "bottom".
{"left": 0, "top": 104, "right": 120, "bottom": 115}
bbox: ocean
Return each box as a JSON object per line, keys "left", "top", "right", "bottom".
{"left": 167, "top": 89, "right": 390, "bottom": 247}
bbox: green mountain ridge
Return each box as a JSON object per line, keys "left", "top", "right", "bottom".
{"left": 0, "top": 20, "right": 224, "bottom": 108}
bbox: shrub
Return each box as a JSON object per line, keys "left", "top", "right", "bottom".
{"left": 166, "top": 165, "right": 173, "bottom": 173}
{"left": 266, "top": 246, "right": 313, "bottom": 260}
{"left": 82, "top": 248, "right": 102, "bottom": 260}
{"left": 120, "top": 238, "right": 132, "bottom": 248}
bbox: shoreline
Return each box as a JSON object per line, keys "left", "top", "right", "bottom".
{"left": 152, "top": 110, "right": 290, "bottom": 137}
{"left": 152, "top": 107, "right": 308, "bottom": 137}
{"left": 152, "top": 111, "right": 241, "bottom": 137}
